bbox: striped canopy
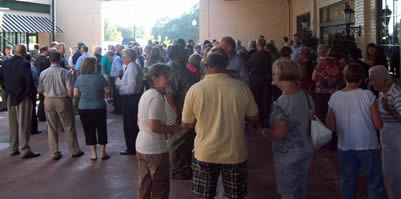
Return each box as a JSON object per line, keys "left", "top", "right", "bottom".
{"left": 0, "top": 13, "right": 63, "bottom": 33}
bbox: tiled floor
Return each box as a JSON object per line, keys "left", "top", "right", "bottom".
{"left": 0, "top": 109, "right": 342, "bottom": 199}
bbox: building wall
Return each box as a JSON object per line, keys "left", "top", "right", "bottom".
{"left": 55, "top": 0, "right": 103, "bottom": 55}
{"left": 199, "top": 0, "right": 289, "bottom": 49}
{"left": 289, "top": 0, "right": 313, "bottom": 36}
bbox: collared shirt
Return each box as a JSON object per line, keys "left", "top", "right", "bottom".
{"left": 291, "top": 43, "right": 302, "bottom": 61}
{"left": 227, "top": 55, "right": 249, "bottom": 84}
{"left": 60, "top": 55, "right": 69, "bottom": 69}
{"left": 38, "top": 64, "right": 74, "bottom": 97}
{"left": 74, "top": 52, "right": 89, "bottom": 71}
{"left": 72, "top": 51, "right": 82, "bottom": 65}
{"left": 182, "top": 73, "right": 258, "bottom": 164}
{"left": 30, "top": 65, "right": 39, "bottom": 88}
{"left": 119, "top": 62, "right": 143, "bottom": 95}
{"left": 167, "top": 60, "right": 200, "bottom": 110}
{"left": 379, "top": 83, "right": 401, "bottom": 123}
{"left": 110, "top": 56, "right": 123, "bottom": 77}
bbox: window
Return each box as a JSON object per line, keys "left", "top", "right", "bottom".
{"left": 296, "top": 12, "right": 311, "bottom": 36}
{"left": 0, "top": 32, "right": 38, "bottom": 53}
{"left": 319, "top": 1, "right": 350, "bottom": 44}
{"left": 378, "top": 0, "right": 401, "bottom": 77}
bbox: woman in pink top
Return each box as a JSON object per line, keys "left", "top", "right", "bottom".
{"left": 187, "top": 54, "right": 202, "bottom": 79}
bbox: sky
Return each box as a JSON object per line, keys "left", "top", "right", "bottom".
{"left": 102, "top": 0, "right": 199, "bottom": 32}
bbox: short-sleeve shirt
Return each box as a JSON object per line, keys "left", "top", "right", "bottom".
{"left": 74, "top": 52, "right": 89, "bottom": 71}
{"left": 378, "top": 83, "right": 401, "bottom": 123}
{"left": 315, "top": 57, "right": 345, "bottom": 94}
{"left": 136, "top": 88, "right": 168, "bottom": 154}
{"left": 74, "top": 74, "right": 107, "bottom": 110}
{"left": 182, "top": 73, "right": 258, "bottom": 164}
{"left": 328, "top": 89, "right": 380, "bottom": 151}
{"left": 110, "top": 56, "right": 123, "bottom": 77}
{"left": 269, "top": 91, "right": 314, "bottom": 155}
{"left": 100, "top": 56, "right": 112, "bottom": 75}
{"left": 38, "top": 65, "right": 74, "bottom": 98}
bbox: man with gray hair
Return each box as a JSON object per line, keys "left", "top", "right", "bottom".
{"left": 94, "top": 47, "right": 103, "bottom": 73}
{"left": 57, "top": 43, "right": 68, "bottom": 69}
{"left": 117, "top": 49, "right": 143, "bottom": 155}
{"left": 248, "top": 39, "right": 257, "bottom": 57}
{"left": 38, "top": 51, "right": 84, "bottom": 160}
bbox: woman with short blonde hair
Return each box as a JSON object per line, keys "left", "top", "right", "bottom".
{"left": 74, "top": 56, "right": 111, "bottom": 160}
{"left": 268, "top": 58, "right": 314, "bottom": 199}
{"left": 273, "top": 57, "right": 301, "bottom": 81}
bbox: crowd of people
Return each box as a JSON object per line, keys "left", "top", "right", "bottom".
{"left": 0, "top": 33, "right": 400, "bottom": 199}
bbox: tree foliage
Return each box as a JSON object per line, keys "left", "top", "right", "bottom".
{"left": 104, "top": 19, "right": 145, "bottom": 44}
{"left": 152, "top": 3, "right": 199, "bottom": 44}
{"left": 104, "top": 19, "right": 123, "bottom": 43}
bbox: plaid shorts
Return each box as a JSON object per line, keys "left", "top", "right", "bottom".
{"left": 192, "top": 157, "right": 248, "bottom": 199}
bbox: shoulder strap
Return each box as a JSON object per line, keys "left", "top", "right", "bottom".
{"left": 303, "top": 90, "right": 312, "bottom": 111}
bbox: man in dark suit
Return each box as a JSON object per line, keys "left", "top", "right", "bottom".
{"left": 0, "top": 44, "right": 40, "bottom": 159}
{"left": 34, "top": 46, "right": 50, "bottom": 121}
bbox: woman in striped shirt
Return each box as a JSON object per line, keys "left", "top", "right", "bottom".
{"left": 369, "top": 65, "right": 401, "bottom": 199}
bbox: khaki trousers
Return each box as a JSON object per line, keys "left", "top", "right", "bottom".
{"left": 44, "top": 97, "right": 80, "bottom": 157}
{"left": 168, "top": 128, "right": 195, "bottom": 175}
{"left": 137, "top": 152, "right": 170, "bottom": 199}
{"left": 8, "top": 96, "right": 33, "bottom": 156}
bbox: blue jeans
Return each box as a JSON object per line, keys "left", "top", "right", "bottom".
{"left": 338, "top": 149, "right": 384, "bottom": 199}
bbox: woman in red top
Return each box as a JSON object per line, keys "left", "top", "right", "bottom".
{"left": 312, "top": 47, "right": 346, "bottom": 121}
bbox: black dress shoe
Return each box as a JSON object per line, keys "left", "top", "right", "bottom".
{"left": 72, "top": 151, "right": 84, "bottom": 158}
{"left": 53, "top": 154, "right": 63, "bottom": 160}
{"left": 120, "top": 150, "right": 135, "bottom": 155}
{"left": 10, "top": 151, "right": 20, "bottom": 156}
{"left": 21, "top": 151, "right": 40, "bottom": 159}
{"left": 101, "top": 154, "right": 111, "bottom": 160}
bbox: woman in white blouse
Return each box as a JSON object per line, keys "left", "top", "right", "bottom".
{"left": 327, "top": 64, "right": 384, "bottom": 199}
{"left": 136, "top": 64, "right": 181, "bottom": 199}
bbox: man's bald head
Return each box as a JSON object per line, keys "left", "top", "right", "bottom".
{"left": 219, "top": 37, "right": 236, "bottom": 56}
{"left": 14, "top": 44, "right": 27, "bottom": 57}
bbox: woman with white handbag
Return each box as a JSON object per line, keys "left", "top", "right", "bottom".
{"left": 327, "top": 64, "right": 384, "bottom": 199}
{"left": 268, "top": 58, "right": 314, "bottom": 199}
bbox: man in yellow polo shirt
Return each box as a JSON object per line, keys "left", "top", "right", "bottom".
{"left": 182, "top": 49, "right": 259, "bottom": 199}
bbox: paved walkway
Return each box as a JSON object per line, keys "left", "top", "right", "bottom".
{"left": 0, "top": 108, "right": 342, "bottom": 199}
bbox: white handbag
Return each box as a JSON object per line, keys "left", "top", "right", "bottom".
{"left": 304, "top": 91, "right": 332, "bottom": 150}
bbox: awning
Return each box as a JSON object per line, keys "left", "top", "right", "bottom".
{"left": 0, "top": 13, "right": 63, "bottom": 33}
